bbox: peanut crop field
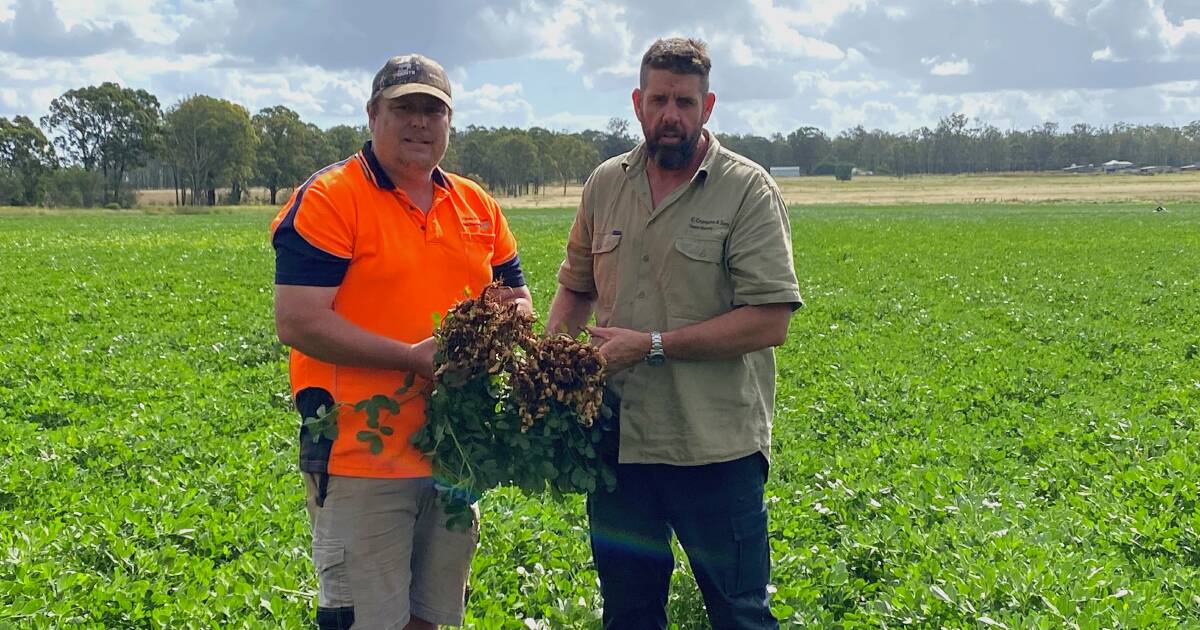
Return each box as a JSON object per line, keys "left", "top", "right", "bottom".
{"left": 1, "top": 199, "right": 1198, "bottom": 628}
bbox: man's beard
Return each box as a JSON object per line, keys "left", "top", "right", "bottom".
{"left": 646, "top": 124, "right": 701, "bottom": 170}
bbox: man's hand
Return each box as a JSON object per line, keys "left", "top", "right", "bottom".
{"left": 488, "top": 285, "right": 535, "bottom": 317}
{"left": 410, "top": 337, "right": 437, "bottom": 380}
{"left": 587, "top": 326, "right": 650, "bottom": 373}
{"left": 547, "top": 285, "right": 596, "bottom": 339}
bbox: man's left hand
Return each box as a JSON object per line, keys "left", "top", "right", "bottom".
{"left": 489, "top": 286, "right": 534, "bottom": 317}
{"left": 587, "top": 326, "right": 651, "bottom": 373}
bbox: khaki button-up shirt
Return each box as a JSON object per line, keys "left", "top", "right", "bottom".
{"left": 557, "top": 133, "right": 802, "bottom": 465}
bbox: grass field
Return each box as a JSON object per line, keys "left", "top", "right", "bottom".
{"left": 1, "top": 199, "right": 1198, "bottom": 627}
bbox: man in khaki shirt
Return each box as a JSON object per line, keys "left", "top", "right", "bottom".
{"left": 547, "top": 38, "right": 801, "bottom": 630}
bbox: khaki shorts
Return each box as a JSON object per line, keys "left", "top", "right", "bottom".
{"left": 304, "top": 474, "right": 479, "bottom": 629}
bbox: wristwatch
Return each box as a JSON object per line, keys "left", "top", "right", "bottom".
{"left": 645, "top": 331, "right": 665, "bottom": 366}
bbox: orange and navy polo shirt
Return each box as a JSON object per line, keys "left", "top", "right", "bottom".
{"left": 270, "top": 141, "right": 525, "bottom": 479}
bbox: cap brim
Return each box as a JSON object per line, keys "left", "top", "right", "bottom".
{"left": 377, "top": 84, "right": 452, "bottom": 109}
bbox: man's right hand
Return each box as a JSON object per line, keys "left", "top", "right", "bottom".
{"left": 546, "top": 285, "right": 597, "bottom": 340}
{"left": 409, "top": 337, "right": 437, "bottom": 380}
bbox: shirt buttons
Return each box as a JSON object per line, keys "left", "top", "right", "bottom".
{"left": 637, "top": 291, "right": 646, "bottom": 299}
{"left": 642, "top": 254, "right": 650, "bottom": 262}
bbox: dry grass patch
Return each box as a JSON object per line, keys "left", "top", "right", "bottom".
{"left": 490, "top": 171, "right": 1200, "bottom": 209}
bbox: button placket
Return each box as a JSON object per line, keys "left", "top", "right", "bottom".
{"left": 629, "top": 223, "right": 649, "bottom": 310}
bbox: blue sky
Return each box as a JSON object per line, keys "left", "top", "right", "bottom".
{"left": 0, "top": 0, "right": 1198, "bottom": 136}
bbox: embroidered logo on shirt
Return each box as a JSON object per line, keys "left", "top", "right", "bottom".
{"left": 461, "top": 217, "right": 491, "bottom": 231}
{"left": 689, "top": 217, "right": 730, "bottom": 231}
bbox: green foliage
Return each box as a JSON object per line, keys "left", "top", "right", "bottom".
{"left": 452, "top": 125, "right": 604, "bottom": 196}
{"left": 834, "top": 163, "right": 854, "bottom": 181}
{"left": 40, "top": 82, "right": 162, "bottom": 205}
{"left": 410, "top": 367, "right": 615, "bottom": 532}
{"left": 320, "top": 125, "right": 370, "bottom": 166}
{"left": 405, "top": 296, "right": 612, "bottom": 532}
{"left": 251, "top": 106, "right": 322, "bottom": 205}
{"left": 163, "top": 95, "right": 257, "bottom": 206}
{"left": 42, "top": 166, "right": 102, "bottom": 208}
{"left": 811, "top": 160, "right": 838, "bottom": 176}
{"left": 0, "top": 115, "right": 55, "bottom": 205}
{"left": 787, "top": 126, "right": 833, "bottom": 174}
{"left": 2, "top": 203, "right": 1199, "bottom": 627}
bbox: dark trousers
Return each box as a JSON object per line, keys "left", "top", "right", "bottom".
{"left": 587, "top": 453, "right": 779, "bottom": 630}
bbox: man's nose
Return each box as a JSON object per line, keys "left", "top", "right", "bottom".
{"left": 660, "top": 103, "right": 681, "bottom": 125}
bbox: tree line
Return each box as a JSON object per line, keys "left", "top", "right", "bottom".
{"left": 2, "top": 82, "right": 1199, "bottom": 208}
{"left": 719, "top": 114, "right": 1200, "bottom": 177}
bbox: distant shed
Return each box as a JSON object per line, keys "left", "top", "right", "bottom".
{"left": 1102, "top": 159, "right": 1135, "bottom": 173}
{"left": 769, "top": 166, "right": 801, "bottom": 178}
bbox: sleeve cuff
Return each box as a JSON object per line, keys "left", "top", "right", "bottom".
{"left": 733, "top": 288, "right": 804, "bottom": 310}
{"left": 273, "top": 223, "right": 350, "bottom": 286}
{"left": 556, "top": 267, "right": 596, "bottom": 294}
{"left": 492, "top": 254, "right": 527, "bottom": 288}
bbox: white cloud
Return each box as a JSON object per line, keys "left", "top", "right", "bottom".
{"left": 752, "top": 0, "right": 871, "bottom": 31}
{"left": 730, "top": 36, "right": 760, "bottom": 67}
{"left": 0, "top": 0, "right": 1198, "bottom": 137}
{"left": 0, "top": 86, "right": 21, "bottom": 109}
{"left": 1157, "top": 79, "right": 1200, "bottom": 94}
{"left": 453, "top": 82, "right": 536, "bottom": 127}
{"left": 53, "top": 0, "right": 178, "bottom": 44}
{"left": 1154, "top": 4, "right": 1200, "bottom": 57}
{"left": 530, "top": 0, "right": 636, "bottom": 84}
{"left": 749, "top": 0, "right": 847, "bottom": 60}
{"left": 922, "top": 56, "right": 971, "bottom": 76}
{"left": 720, "top": 101, "right": 789, "bottom": 136}
{"left": 795, "top": 71, "right": 891, "bottom": 97}
{"left": 814, "top": 97, "right": 905, "bottom": 131}
{"left": 537, "top": 111, "right": 612, "bottom": 132}
{"left": 930, "top": 59, "right": 971, "bottom": 76}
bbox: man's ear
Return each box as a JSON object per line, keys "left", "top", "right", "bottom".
{"left": 701, "top": 91, "right": 716, "bottom": 125}
{"left": 632, "top": 88, "right": 643, "bottom": 123}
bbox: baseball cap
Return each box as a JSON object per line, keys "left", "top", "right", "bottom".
{"left": 370, "top": 54, "right": 452, "bottom": 109}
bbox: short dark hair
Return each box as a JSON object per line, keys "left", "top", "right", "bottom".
{"left": 640, "top": 38, "right": 711, "bottom": 94}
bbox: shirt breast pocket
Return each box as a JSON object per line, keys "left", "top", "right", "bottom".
{"left": 664, "top": 236, "right": 730, "bottom": 322}
{"left": 591, "top": 233, "right": 621, "bottom": 313}
{"left": 459, "top": 230, "right": 497, "bottom": 278}
{"left": 462, "top": 231, "right": 495, "bottom": 245}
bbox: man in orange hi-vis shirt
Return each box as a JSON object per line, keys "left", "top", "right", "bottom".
{"left": 271, "top": 54, "right": 532, "bottom": 630}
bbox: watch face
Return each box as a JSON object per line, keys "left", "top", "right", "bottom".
{"left": 646, "top": 353, "right": 665, "bottom": 366}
